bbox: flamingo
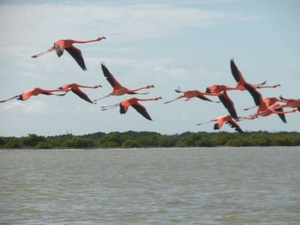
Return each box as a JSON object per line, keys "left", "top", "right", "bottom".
{"left": 0, "top": 87, "right": 68, "bottom": 103}
{"left": 242, "top": 83, "right": 296, "bottom": 123}
{"left": 94, "top": 63, "right": 154, "bottom": 102}
{"left": 101, "top": 97, "right": 162, "bottom": 121}
{"left": 197, "top": 114, "right": 244, "bottom": 133}
{"left": 279, "top": 95, "right": 300, "bottom": 112}
{"left": 163, "top": 87, "right": 220, "bottom": 104}
{"left": 230, "top": 59, "right": 280, "bottom": 90}
{"left": 58, "top": 83, "right": 102, "bottom": 104}
{"left": 31, "top": 37, "right": 106, "bottom": 71}
{"left": 205, "top": 59, "right": 280, "bottom": 94}
{"left": 243, "top": 97, "right": 285, "bottom": 111}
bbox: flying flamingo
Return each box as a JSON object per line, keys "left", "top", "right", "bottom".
{"left": 58, "top": 83, "right": 102, "bottom": 104}
{"left": 101, "top": 97, "right": 162, "bottom": 121}
{"left": 31, "top": 37, "right": 106, "bottom": 71}
{"left": 205, "top": 59, "right": 280, "bottom": 94}
{"left": 243, "top": 97, "right": 285, "bottom": 111}
{"left": 163, "top": 87, "right": 220, "bottom": 104}
{"left": 197, "top": 114, "right": 244, "bottom": 133}
{"left": 0, "top": 87, "right": 68, "bottom": 103}
{"left": 279, "top": 95, "right": 300, "bottom": 112}
{"left": 94, "top": 63, "right": 154, "bottom": 102}
{"left": 242, "top": 83, "right": 297, "bottom": 123}
{"left": 230, "top": 59, "right": 280, "bottom": 90}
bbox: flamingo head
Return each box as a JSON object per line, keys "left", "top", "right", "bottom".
{"left": 155, "top": 96, "right": 162, "bottom": 100}
{"left": 148, "top": 85, "right": 155, "bottom": 88}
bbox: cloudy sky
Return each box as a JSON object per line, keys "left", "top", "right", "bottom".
{"left": 0, "top": 0, "right": 299, "bottom": 137}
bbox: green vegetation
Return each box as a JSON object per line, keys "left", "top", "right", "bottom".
{"left": 0, "top": 131, "right": 299, "bottom": 149}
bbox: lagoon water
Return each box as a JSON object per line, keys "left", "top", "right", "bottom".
{"left": 0, "top": 147, "right": 300, "bottom": 225}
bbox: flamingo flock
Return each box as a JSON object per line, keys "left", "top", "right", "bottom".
{"left": 1, "top": 37, "right": 299, "bottom": 133}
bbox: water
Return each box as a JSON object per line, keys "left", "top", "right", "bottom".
{"left": 1, "top": 147, "right": 300, "bottom": 225}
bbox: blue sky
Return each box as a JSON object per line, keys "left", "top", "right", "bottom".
{"left": 0, "top": 0, "right": 299, "bottom": 137}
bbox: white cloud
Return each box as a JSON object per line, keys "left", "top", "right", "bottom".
{"left": 1, "top": 100, "right": 51, "bottom": 116}
{"left": 0, "top": 2, "right": 263, "bottom": 46}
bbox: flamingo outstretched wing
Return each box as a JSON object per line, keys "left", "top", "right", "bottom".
{"left": 196, "top": 95, "right": 214, "bottom": 102}
{"left": 131, "top": 103, "right": 152, "bottom": 120}
{"left": 244, "top": 83, "right": 262, "bottom": 106}
{"left": 65, "top": 46, "right": 87, "bottom": 71}
{"left": 54, "top": 43, "right": 64, "bottom": 57}
{"left": 101, "top": 63, "right": 122, "bottom": 89}
{"left": 230, "top": 59, "right": 246, "bottom": 85}
{"left": 71, "top": 89, "right": 94, "bottom": 104}
{"left": 226, "top": 120, "right": 244, "bottom": 133}
{"left": 273, "top": 107, "right": 287, "bottom": 123}
{"left": 218, "top": 92, "right": 238, "bottom": 119}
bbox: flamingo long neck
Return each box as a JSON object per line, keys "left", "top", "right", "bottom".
{"left": 164, "top": 95, "right": 184, "bottom": 104}
{"left": 71, "top": 38, "right": 101, "bottom": 44}
{"left": 129, "top": 86, "right": 150, "bottom": 92}
{"left": 76, "top": 84, "right": 97, "bottom": 89}
{"left": 136, "top": 97, "right": 159, "bottom": 102}
{"left": 256, "top": 84, "right": 278, "bottom": 89}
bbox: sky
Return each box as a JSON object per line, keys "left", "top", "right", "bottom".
{"left": 0, "top": 0, "right": 299, "bottom": 137}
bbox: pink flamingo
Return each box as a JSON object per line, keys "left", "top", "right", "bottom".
{"left": 31, "top": 37, "right": 106, "bottom": 71}
{"left": 94, "top": 63, "right": 154, "bottom": 102}
{"left": 101, "top": 97, "right": 162, "bottom": 121}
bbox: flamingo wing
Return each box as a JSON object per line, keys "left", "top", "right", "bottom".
{"left": 213, "top": 119, "right": 225, "bottom": 130}
{"left": 131, "top": 103, "right": 152, "bottom": 120}
{"left": 71, "top": 88, "right": 93, "bottom": 104}
{"left": 218, "top": 92, "right": 238, "bottom": 119}
{"left": 273, "top": 107, "right": 287, "bottom": 123}
{"left": 65, "top": 46, "right": 87, "bottom": 71}
{"left": 244, "top": 83, "right": 262, "bottom": 106}
{"left": 101, "top": 63, "right": 122, "bottom": 89}
{"left": 226, "top": 120, "right": 244, "bottom": 133}
{"left": 196, "top": 95, "right": 214, "bottom": 102}
{"left": 40, "top": 92, "right": 67, "bottom": 97}
{"left": 54, "top": 43, "right": 64, "bottom": 57}
{"left": 230, "top": 59, "right": 246, "bottom": 84}
{"left": 298, "top": 107, "right": 300, "bottom": 112}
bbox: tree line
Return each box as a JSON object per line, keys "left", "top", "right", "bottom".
{"left": 0, "top": 130, "right": 300, "bottom": 149}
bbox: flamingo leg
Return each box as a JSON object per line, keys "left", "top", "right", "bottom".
{"left": 127, "top": 91, "right": 149, "bottom": 95}
{"left": 93, "top": 95, "right": 110, "bottom": 103}
{"left": 31, "top": 48, "right": 54, "bottom": 58}
{"left": 244, "top": 105, "right": 257, "bottom": 111}
{"left": 196, "top": 120, "right": 214, "bottom": 126}
{"left": 0, "top": 95, "right": 19, "bottom": 103}
{"left": 163, "top": 96, "right": 184, "bottom": 104}
{"left": 101, "top": 104, "right": 118, "bottom": 111}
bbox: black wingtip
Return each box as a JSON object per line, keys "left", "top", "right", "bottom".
{"left": 213, "top": 123, "right": 219, "bottom": 130}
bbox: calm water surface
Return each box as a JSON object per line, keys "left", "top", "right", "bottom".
{"left": 0, "top": 147, "right": 300, "bottom": 225}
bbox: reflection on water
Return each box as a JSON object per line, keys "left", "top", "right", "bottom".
{"left": 1, "top": 147, "right": 300, "bottom": 224}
